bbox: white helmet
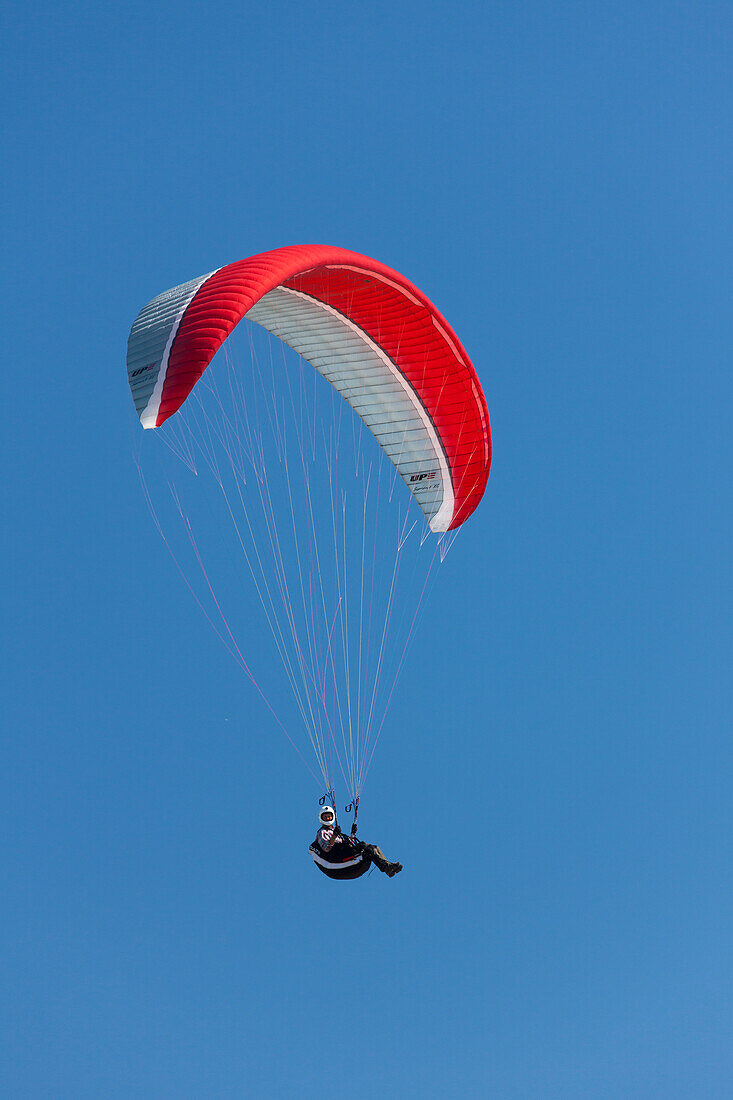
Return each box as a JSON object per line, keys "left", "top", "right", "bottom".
{"left": 318, "top": 804, "right": 337, "bottom": 826}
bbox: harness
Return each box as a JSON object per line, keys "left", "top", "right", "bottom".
{"left": 311, "top": 796, "right": 368, "bottom": 879}
{"left": 309, "top": 842, "right": 370, "bottom": 880}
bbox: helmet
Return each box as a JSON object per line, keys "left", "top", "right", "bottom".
{"left": 318, "top": 804, "right": 337, "bottom": 826}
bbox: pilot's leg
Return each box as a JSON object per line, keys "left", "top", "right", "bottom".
{"left": 360, "top": 843, "right": 402, "bottom": 876}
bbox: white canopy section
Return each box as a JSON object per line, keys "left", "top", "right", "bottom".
{"left": 246, "top": 286, "right": 454, "bottom": 531}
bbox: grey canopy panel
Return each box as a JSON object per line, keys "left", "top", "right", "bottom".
{"left": 126, "top": 272, "right": 216, "bottom": 427}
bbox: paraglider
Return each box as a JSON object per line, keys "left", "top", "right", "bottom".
{"left": 127, "top": 245, "right": 491, "bottom": 879}
{"left": 310, "top": 804, "right": 402, "bottom": 879}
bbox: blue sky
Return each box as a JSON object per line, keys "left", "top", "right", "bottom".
{"left": 2, "top": 2, "right": 732, "bottom": 1096}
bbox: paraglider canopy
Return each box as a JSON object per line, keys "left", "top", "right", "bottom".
{"left": 127, "top": 245, "right": 491, "bottom": 533}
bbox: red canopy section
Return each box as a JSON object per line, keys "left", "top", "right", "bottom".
{"left": 137, "top": 245, "right": 491, "bottom": 530}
